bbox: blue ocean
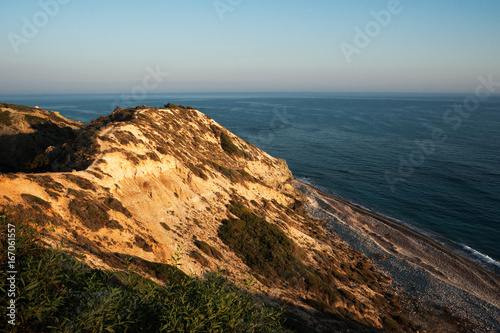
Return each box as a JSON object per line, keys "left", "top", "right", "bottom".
{"left": 2, "top": 92, "right": 500, "bottom": 266}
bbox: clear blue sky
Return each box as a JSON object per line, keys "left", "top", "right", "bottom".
{"left": 1, "top": 0, "right": 499, "bottom": 94}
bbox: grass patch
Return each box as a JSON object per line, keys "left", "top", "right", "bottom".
{"left": 113, "top": 130, "right": 142, "bottom": 146}
{"left": 21, "top": 194, "right": 51, "bottom": 210}
{"left": 25, "top": 154, "right": 51, "bottom": 171}
{"left": 0, "top": 111, "right": 12, "bottom": 126}
{"left": 67, "top": 188, "right": 88, "bottom": 200}
{"left": 191, "top": 250, "right": 210, "bottom": 267}
{"left": 304, "top": 298, "right": 336, "bottom": 314}
{"left": 219, "top": 202, "right": 300, "bottom": 280}
{"left": 219, "top": 202, "right": 346, "bottom": 308}
{"left": 24, "top": 114, "right": 47, "bottom": 124}
{"left": 195, "top": 240, "right": 223, "bottom": 260}
{"left": 134, "top": 235, "right": 153, "bottom": 252}
{"left": 220, "top": 132, "right": 250, "bottom": 159}
{"left": 68, "top": 199, "right": 110, "bottom": 231}
{"left": 106, "top": 219, "right": 123, "bottom": 230}
{"left": 156, "top": 146, "right": 168, "bottom": 155}
{"left": 65, "top": 174, "right": 96, "bottom": 191}
{"left": 187, "top": 162, "right": 208, "bottom": 180}
{"left": 0, "top": 103, "right": 37, "bottom": 112}
{"left": 44, "top": 189, "right": 60, "bottom": 199}
{"left": 0, "top": 210, "right": 288, "bottom": 332}
{"left": 102, "top": 197, "right": 132, "bottom": 218}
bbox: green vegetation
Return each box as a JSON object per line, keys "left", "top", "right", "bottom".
{"left": 194, "top": 240, "right": 223, "bottom": 260}
{"left": 24, "top": 114, "right": 47, "bottom": 124}
{"left": 113, "top": 130, "right": 142, "bottom": 146}
{"left": 218, "top": 201, "right": 379, "bottom": 321}
{"left": 65, "top": 174, "right": 96, "bottom": 190}
{"left": 0, "top": 210, "right": 289, "bottom": 332}
{"left": 220, "top": 132, "right": 250, "bottom": 159}
{"left": 160, "top": 222, "right": 171, "bottom": 231}
{"left": 68, "top": 199, "right": 110, "bottom": 231}
{"left": 0, "top": 110, "right": 12, "bottom": 126}
{"left": 134, "top": 235, "right": 153, "bottom": 252}
{"left": 156, "top": 145, "right": 169, "bottom": 155}
{"left": 102, "top": 197, "right": 132, "bottom": 218}
{"left": 186, "top": 162, "right": 208, "bottom": 180}
{"left": 25, "top": 154, "right": 50, "bottom": 171}
{"left": 193, "top": 218, "right": 201, "bottom": 227}
{"left": 164, "top": 103, "right": 187, "bottom": 109}
{"left": 106, "top": 219, "right": 124, "bottom": 230}
{"left": 210, "top": 162, "right": 255, "bottom": 183}
{"left": 191, "top": 250, "right": 210, "bottom": 267}
{"left": 0, "top": 103, "right": 37, "bottom": 112}
{"left": 219, "top": 201, "right": 300, "bottom": 280}
{"left": 21, "top": 194, "right": 51, "bottom": 210}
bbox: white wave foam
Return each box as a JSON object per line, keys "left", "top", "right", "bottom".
{"left": 461, "top": 244, "right": 500, "bottom": 269}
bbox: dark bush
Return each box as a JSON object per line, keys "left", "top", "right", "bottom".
{"left": 134, "top": 235, "right": 153, "bottom": 252}
{"left": 195, "top": 240, "right": 223, "bottom": 260}
{"left": 191, "top": 250, "right": 210, "bottom": 267}
{"left": 304, "top": 298, "right": 336, "bottom": 314}
{"left": 21, "top": 194, "right": 51, "bottom": 210}
{"left": 25, "top": 154, "right": 51, "bottom": 171}
{"left": 0, "top": 111, "right": 12, "bottom": 126}
{"left": 220, "top": 132, "right": 242, "bottom": 156}
{"left": 102, "top": 197, "right": 132, "bottom": 218}
{"left": 68, "top": 199, "right": 110, "bottom": 231}
{"left": 65, "top": 174, "right": 96, "bottom": 190}
{"left": 219, "top": 202, "right": 299, "bottom": 280}
{"left": 382, "top": 316, "right": 401, "bottom": 332}
{"left": 164, "top": 103, "right": 177, "bottom": 109}
{"left": 24, "top": 114, "right": 47, "bottom": 125}
{"left": 106, "top": 220, "right": 124, "bottom": 230}
{"left": 187, "top": 163, "right": 208, "bottom": 180}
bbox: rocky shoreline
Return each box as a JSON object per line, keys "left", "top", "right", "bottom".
{"left": 295, "top": 180, "right": 500, "bottom": 332}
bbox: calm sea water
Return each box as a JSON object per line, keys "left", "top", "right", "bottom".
{"left": 2, "top": 92, "right": 500, "bottom": 266}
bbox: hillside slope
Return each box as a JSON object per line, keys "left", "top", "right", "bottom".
{"left": 0, "top": 104, "right": 470, "bottom": 332}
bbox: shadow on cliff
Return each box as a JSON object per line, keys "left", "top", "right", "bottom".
{"left": 0, "top": 123, "right": 79, "bottom": 173}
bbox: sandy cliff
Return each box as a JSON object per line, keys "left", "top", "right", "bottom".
{"left": 0, "top": 104, "right": 480, "bottom": 332}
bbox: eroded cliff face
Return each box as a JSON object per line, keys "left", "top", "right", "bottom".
{"left": 0, "top": 104, "right": 422, "bottom": 332}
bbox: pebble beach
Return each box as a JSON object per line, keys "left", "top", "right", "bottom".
{"left": 295, "top": 180, "right": 500, "bottom": 332}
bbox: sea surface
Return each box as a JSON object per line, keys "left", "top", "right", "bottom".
{"left": 2, "top": 92, "right": 500, "bottom": 267}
